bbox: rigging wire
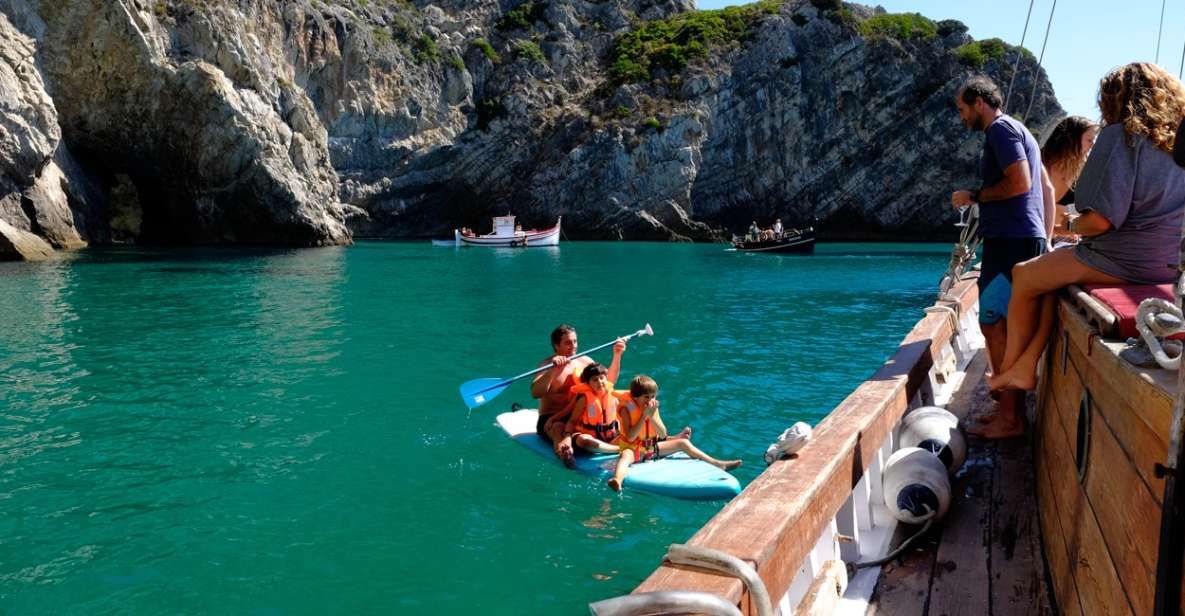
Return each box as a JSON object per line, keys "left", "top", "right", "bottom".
{"left": 1157, "top": 0, "right": 1167, "bottom": 64}
{"left": 1003, "top": 0, "right": 1037, "bottom": 112}
{"left": 1023, "top": 0, "right": 1058, "bottom": 122}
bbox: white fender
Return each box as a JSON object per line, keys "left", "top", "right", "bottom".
{"left": 882, "top": 447, "right": 951, "bottom": 524}
{"left": 900, "top": 407, "right": 966, "bottom": 473}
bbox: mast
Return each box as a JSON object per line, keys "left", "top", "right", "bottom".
{"left": 1153, "top": 117, "right": 1185, "bottom": 616}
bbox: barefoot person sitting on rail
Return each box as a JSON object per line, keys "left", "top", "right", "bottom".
{"left": 989, "top": 63, "right": 1185, "bottom": 395}
{"left": 607, "top": 375, "right": 740, "bottom": 493}
{"left": 531, "top": 325, "right": 626, "bottom": 466}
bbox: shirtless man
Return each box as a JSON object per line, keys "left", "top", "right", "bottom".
{"left": 531, "top": 324, "right": 626, "bottom": 465}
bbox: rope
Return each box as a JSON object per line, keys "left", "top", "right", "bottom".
{"left": 850, "top": 510, "right": 938, "bottom": 570}
{"left": 924, "top": 304, "right": 961, "bottom": 333}
{"left": 589, "top": 592, "right": 743, "bottom": 616}
{"left": 1156, "top": 0, "right": 1168, "bottom": 64}
{"left": 1003, "top": 0, "right": 1037, "bottom": 113}
{"left": 665, "top": 544, "right": 774, "bottom": 616}
{"left": 937, "top": 204, "right": 980, "bottom": 301}
{"left": 1023, "top": 0, "right": 1058, "bottom": 122}
{"left": 1136, "top": 297, "right": 1185, "bottom": 370}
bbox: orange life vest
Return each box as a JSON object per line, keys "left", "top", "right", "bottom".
{"left": 616, "top": 393, "right": 660, "bottom": 456}
{"left": 569, "top": 382, "right": 619, "bottom": 442}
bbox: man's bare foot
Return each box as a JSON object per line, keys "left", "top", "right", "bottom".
{"left": 966, "top": 415, "right": 1024, "bottom": 439}
{"left": 607, "top": 478, "right": 622, "bottom": 492}
{"left": 717, "top": 459, "right": 742, "bottom": 471}
{"left": 987, "top": 366, "right": 1037, "bottom": 392}
{"left": 671, "top": 426, "right": 692, "bottom": 440}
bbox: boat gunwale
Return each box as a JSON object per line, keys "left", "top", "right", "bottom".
{"left": 632, "top": 273, "right": 980, "bottom": 610}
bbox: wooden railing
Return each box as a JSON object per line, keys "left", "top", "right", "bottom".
{"left": 633, "top": 275, "right": 981, "bottom": 614}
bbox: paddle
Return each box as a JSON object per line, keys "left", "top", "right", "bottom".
{"left": 459, "top": 324, "right": 654, "bottom": 409}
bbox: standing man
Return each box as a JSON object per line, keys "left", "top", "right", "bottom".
{"left": 951, "top": 76, "right": 1049, "bottom": 439}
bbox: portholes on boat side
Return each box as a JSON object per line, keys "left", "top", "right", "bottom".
{"left": 1075, "top": 390, "right": 1092, "bottom": 482}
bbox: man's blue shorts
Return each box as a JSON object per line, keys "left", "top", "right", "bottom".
{"left": 978, "top": 237, "right": 1046, "bottom": 325}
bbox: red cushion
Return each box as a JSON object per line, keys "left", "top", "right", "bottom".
{"left": 1084, "top": 284, "right": 1176, "bottom": 339}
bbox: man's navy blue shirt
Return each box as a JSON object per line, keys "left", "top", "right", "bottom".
{"left": 978, "top": 115, "right": 1046, "bottom": 239}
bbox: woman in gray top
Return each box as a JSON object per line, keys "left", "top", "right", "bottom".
{"left": 988, "top": 62, "right": 1185, "bottom": 396}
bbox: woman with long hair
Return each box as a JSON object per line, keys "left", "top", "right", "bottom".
{"left": 1041, "top": 116, "right": 1099, "bottom": 242}
{"left": 981, "top": 63, "right": 1185, "bottom": 434}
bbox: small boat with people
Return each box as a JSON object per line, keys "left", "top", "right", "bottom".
{"left": 443, "top": 214, "right": 561, "bottom": 247}
{"left": 731, "top": 225, "right": 815, "bottom": 254}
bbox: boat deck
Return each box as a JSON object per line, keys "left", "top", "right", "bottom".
{"left": 869, "top": 349, "right": 1055, "bottom": 615}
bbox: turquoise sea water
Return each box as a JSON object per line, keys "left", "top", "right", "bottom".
{"left": 0, "top": 241, "right": 950, "bottom": 614}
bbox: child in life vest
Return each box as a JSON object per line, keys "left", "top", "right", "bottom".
{"left": 608, "top": 375, "right": 741, "bottom": 492}
{"left": 562, "top": 363, "right": 623, "bottom": 455}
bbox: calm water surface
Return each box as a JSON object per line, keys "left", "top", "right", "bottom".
{"left": 0, "top": 241, "right": 950, "bottom": 614}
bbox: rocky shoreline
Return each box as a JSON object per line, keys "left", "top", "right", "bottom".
{"left": 0, "top": 0, "right": 1062, "bottom": 260}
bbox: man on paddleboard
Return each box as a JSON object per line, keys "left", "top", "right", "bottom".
{"left": 531, "top": 324, "right": 626, "bottom": 465}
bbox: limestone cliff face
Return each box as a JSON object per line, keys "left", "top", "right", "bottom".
{"left": 0, "top": 0, "right": 1063, "bottom": 258}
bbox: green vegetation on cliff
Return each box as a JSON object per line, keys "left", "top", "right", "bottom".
{"left": 954, "top": 37, "right": 1034, "bottom": 67}
{"left": 856, "top": 13, "right": 937, "bottom": 40}
{"left": 498, "top": 1, "right": 548, "bottom": 31}
{"left": 608, "top": 1, "right": 780, "bottom": 83}
{"left": 471, "top": 38, "right": 501, "bottom": 63}
{"left": 512, "top": 40, "right": 545, "bottom": 64}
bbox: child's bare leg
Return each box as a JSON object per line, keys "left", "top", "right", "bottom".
{"left": 670, "top": 426, "right": 692, "bottom": 440}
{"left": 659, "top": 439, "right": 741, "bottom": 470}
{"left": 608, "top": 449, "right": 636, "bottom": 492}
{"left": 573, "top": 434, "right": 620, "bottom": 454}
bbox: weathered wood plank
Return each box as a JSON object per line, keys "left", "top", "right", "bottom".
{"left": 866, "top": 530, "right": 937, "bottom": 615}
{"left": 1080, "top": 401, "right": 1159, "bottom": 616}
{"left": 991, "top": 437, "right": 1053, "bottom": 616}
{"left": 927, "top": 443, "right": 991, "bottom": 615}
{"left": 1059, "top": 301, "right": 1174, "bottom": 496}
{"left": 1034, "top": 407, "right": 1085, "bottom": 616}
{"left": 635, "top": 278, "right": 982, "bottom": 611}
{"left": 1039, "top": 368, "right": 1134, "bottom": 615}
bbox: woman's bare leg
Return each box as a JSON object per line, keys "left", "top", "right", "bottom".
{"left": 992, "top": 249, "right": 1124, "bottom": 392}
{"left": 988, "top": 293, "right": 1056, "bottom": 391}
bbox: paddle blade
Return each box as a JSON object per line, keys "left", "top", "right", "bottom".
{"left": 460, "top": 378, "right": 509, "bottom": 409}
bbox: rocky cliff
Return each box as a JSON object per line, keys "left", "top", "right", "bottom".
{"left": 0, "top": 0, "right": 1063, "bottom": 258}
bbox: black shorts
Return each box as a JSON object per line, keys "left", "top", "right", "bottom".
{"left": 536, "top": 412, "right": 555, "bottom": 442}
{"left": 978, "top": 237, "right": 1045, "bottom": 324}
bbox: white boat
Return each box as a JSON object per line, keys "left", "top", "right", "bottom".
{"left": 454, "top": 215, "right": 561, "bottom": 247}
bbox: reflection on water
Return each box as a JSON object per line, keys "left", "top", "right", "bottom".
{"left": 0, "top": 241, "right": 949, "bottom": 614}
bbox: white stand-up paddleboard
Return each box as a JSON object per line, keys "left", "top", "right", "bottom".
{"left": 495, "top": 409, "right": 741, "bottom": 501}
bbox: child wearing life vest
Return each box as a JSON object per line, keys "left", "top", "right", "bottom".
{"left": 608, "top": 375, "right": 742, "bottom": 493}
{"left": 562, "top": 363, "right": 623, "bottom": 455}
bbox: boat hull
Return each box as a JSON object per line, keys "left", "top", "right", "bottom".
{"left": 732, "top": 230, "right": 816, "bottom": 254}
{"left": 456, "top": 220, "right": 561, "bottom": 247}
{"left": 1034, "top": 298, "right": 1177, "bottom": 616}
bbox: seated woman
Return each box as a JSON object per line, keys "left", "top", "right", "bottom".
{"left": 988, "top": 63, "right": 1185, "bottom": 411}
{"left": 1041, "top": 116, "right": 1099, "bottom": 244}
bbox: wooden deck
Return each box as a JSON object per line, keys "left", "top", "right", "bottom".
{"left": 869, "top": 348, "right": 1055, "bottom": 616}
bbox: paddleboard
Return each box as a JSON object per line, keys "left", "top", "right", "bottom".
{"left": 495, "top": 409, "right": 741, "bottom": 501}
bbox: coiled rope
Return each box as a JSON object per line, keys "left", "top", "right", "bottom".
{"left": 1136, "top": 297, "right": 1185, "bottom": 370}
{"left": 589, "top": 544, "right": 772, "bottom": 616}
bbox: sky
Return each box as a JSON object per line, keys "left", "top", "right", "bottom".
{"left": 696, "top": 0, "right": 1185, "bottom": 119}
